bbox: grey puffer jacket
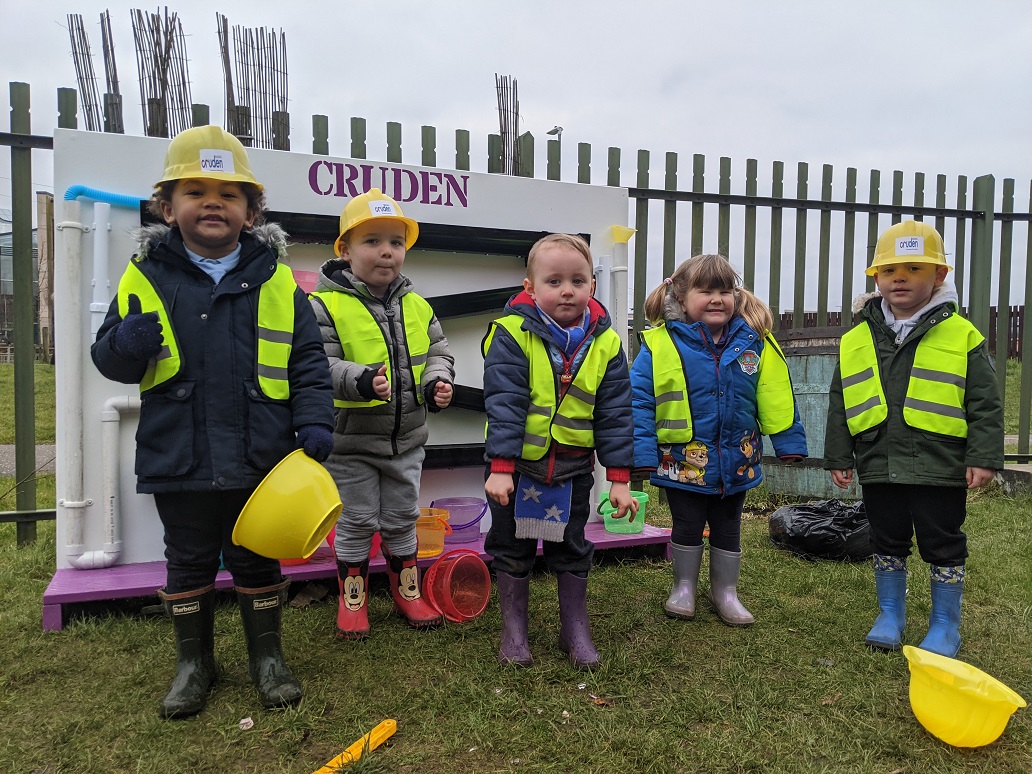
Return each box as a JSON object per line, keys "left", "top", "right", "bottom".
{"left": 310, "top": 259, "right": 455, "bottom": 458}
{"left": 824, "top": 290, "right": 1004, "bottom": 487}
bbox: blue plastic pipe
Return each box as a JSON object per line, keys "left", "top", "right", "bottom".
{"left": 63, "top": 185, "right": 143, "bottom": 209}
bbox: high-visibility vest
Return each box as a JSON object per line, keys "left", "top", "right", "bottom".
{"left": 839, "top": 314, "right": 982, "bottom": 438}
{"left": 310, "top": 291, "right": 433, "bottom": 408}
{"left": 116, "top": 259, "right": 296, "bottom": 397}
{"left": 638, "top": 325, "right": 796, "bottom": 442}
{"left": 482, "top": 315, "right": 623, "bottom": 460}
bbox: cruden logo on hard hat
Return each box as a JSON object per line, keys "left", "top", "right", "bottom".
{"left": 895, "top": 236, "right": 924, "bottom": 256}
{"left": 199, "top": 149, "right": 235, "bottom": 175}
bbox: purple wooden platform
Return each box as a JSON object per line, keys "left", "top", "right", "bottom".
{"left": 42, "top": 522, "right": 671, "bottom": 630}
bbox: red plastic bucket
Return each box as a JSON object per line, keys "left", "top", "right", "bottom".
{"left": 422, "top": 549, "right": 491, "bottom": 623}
{"left": 432, "top": 497, "right": 488, "bottom": 544}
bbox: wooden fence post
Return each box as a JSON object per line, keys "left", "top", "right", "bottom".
{"left": 10, "top": 81, "right": 37, "bottom": 545}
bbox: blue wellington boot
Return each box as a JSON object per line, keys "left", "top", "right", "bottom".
{"left": 918, "top": 565, "right": 964, "bottom": 659}
{"left": 865, "top": 555, "right": 907, "bottom": 651}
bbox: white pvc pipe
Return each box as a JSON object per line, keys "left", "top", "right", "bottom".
{"left": 90, "top": 202, "right": 111, "bottom": 338}
{"left": 66, "top": 395, "right": 139, "bottom": 569}
{"left": 611, "top": 242, "right": 630, "bottom": 349}
{"left": 56, "top": 200, "right": 90, "bottom": 556}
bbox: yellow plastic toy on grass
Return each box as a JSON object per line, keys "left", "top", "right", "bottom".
{"left": 903, "top": 645, "right": 1026, "bottom": 748}
{"left": 312, "top": 719, "right": 397, "bottom": 772}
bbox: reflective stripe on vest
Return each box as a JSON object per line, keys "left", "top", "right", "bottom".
{"left": 117, "top": 260, "right": 296, "bottom": 397}
{"left": 839, "top": 314, "right": 981, "bottom": 438}
{"left": 311, "top": 290, "right": 433, "bottom": 409}
{"left": 483, "top": 315, "right": 622, "bottom": 460}
{"left": 638, "top": 325, "right": 796, "bottom": 442}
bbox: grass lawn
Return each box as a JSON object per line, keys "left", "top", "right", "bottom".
{"left": 1, "top": 479, "right": 1030, "bottom": 773}
{"left": 0, "top": 362, "right": 56, "bottom": 445}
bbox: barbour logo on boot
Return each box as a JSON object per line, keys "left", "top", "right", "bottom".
{"left": 253, "top": 596, "right": 279, "bottom": 611}
{"left": 171, "top": 601, "right": 200, "bottom": 615}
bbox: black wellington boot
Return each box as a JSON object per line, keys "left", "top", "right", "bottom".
{"left": 157, "top": 584, "right": 218, "bottom": 719}
{"left": 236, "top": 579, "right": 303, "bottom": 709}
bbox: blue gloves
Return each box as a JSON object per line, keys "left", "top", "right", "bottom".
{"left": 296, "top": 424, "right": 334, "bottom": 462}
{"left": 112, "top": 293, "right": 163, "bottom": 361}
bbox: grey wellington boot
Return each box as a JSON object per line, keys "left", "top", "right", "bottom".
{"left": 157, "top": 584, "right": 218, "bottom": 719}
{"left": 557, "top": 572, "right": 599, "bottom": 668}
{"left": 236, "top": 579, "right": 303, "bottom": 709}
{"left": 665, "top": 543, "right": 704, "bottom": 619}
{"left": 496, "top": 571, "right": 532, "bottom": 666}
{"left": 708, "top": 546, "right": 755, "bottom": 627}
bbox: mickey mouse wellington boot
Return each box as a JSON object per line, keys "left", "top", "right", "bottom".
{"left": 382, "top": 546, "right": 443, "bottom": 628}
{"left": 336, "top": 559, "right": 370, "bottom": 640}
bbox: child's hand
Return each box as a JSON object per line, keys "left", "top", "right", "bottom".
{"left": 831, "top": 469, "right": 853, "bottom": 489}
{"left": 372, "top": 364, "right": 391, "bottom": 400}
{"left": 434, "top": 381, "right": 453, "bottom": 409}
{"left": 966, "top": 466, "right": 995, "bottom": 489}
{"left": 607, "top": 481, "right": 639, "bottom": 520}
{"left": 485, "top": 472, "right": 514, "bottom": 506}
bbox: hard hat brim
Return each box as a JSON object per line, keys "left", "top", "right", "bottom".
{"left": 865, "top": 258, "right": 953, "bottom": 276}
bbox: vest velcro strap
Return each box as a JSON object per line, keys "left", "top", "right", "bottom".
{"left": 553, "top": 415, "right": 593, "bottom": 432}
{"left": 904, "top": 397, "right": 967, "bottom": 421}
{"left": 911, "top": 367, "right": 966, "bottom": 389}
{"left": 657, "top": 419, "right": 690, "bottom": 431}
{"left": 841, "top": 366, "right": 875, "bottom": 389}
{"left": 258, "top": 326, "right": 293, "bottom": 345}
{"left": 656, "top": 390, "right": 685, "bottom": 405}
{"left": 844, "top": 395, "right": 883, "bottom": 420}
{"left": 528, "top": 402, "right": 551, "bottom": 418}
{"left": 565, "top": 383, "right": 596, "bottom": 406}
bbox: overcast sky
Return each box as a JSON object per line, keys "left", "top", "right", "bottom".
{"left": 3, "top": 0, "right": 1031, "bottom": 201}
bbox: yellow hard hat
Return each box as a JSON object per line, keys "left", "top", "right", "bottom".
{"left": 333, "top": 188, "right": 419, "bottom": 256}
{"left": 232, "top": 450, "right": 342, "bottom": 560}
{"left": 867, "top": 220, "right": 950, "bottom": 276}
{"left": 156, "top": 125, "right": 262, "bottom": 190}
{"left": 903, "top": 646, "right": 1027, "bottom": 748}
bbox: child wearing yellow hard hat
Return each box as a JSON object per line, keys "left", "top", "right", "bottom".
{"left": 91, "top": 125, "right": 334, "bottom": 718}
{"left": 310, "top": 189, "right": 455, "bottom": 639}
{"left": 824, "top": 220, "right": 1003, "bottom": 657}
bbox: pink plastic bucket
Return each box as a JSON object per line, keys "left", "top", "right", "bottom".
{"left": 432, "top": 497, "right": 488, "bottom": 544}
{"left": 422, "top": 549, "right": 491, "bottom": 623}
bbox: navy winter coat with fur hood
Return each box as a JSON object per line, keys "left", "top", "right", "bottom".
{"left": 91, "top": 224, "right": 334, "bottom": 493}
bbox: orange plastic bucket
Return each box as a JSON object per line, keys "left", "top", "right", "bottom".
{"left": 422, "top": 549, "right": 491, "bottom": 623}
{"left": 416, "top": 508, "right": 452, "bottom": 558}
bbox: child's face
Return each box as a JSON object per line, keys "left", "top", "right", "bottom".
{"left": 874, "top": 262, "right": 948, "bottom": 320}
{"left": 679, "top": 285, "right": 735, "bottom": 337}
{"left": 159, "top": 178, "right": 255, "bottom": 259}
{"left": 524, "top": 244, "right": 595, "bottom": 326}
{"left": 340, "top": 220, "right": 407, "bottom": 297}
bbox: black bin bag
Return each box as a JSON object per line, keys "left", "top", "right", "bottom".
{"left": 768, "top": 499, "right": 873, "bottom": 562}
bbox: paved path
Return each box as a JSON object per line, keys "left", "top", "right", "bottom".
{"left": 0, "top": 444, "right": 56, "bottom": 476}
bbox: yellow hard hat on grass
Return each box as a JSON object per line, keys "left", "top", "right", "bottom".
{"left": 903, "top": 645, "right": 1026, "bottom": 748}
{"left": 157, "top": 125, "right": 262, "bottom": 189}
{"left": 333, "top": 188, "right": 419, "bottom": 256}
{"left": 867, "top": 220, "right": 950, "bottom": 276}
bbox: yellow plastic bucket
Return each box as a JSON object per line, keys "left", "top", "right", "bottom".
{"left": 416, "top": 507, "right": 452, "bottom": 559}
{"left": 903, "top": 645, "right": 1027, "bottom": 747}
{"left": 232, "top": 450, "right": 342, "bottom": 560}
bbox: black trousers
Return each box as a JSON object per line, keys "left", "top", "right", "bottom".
{"left": 154, "top": 490, "right": 282, "bottom": 593}
{"left": 665, "top": 488, "right": 746, "bottom": 552}
{"left": 484, "top": 470, "right": 595, "bottom": 576}
{"left": 861, "top": 483, "right": 967, "bottom": 566}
